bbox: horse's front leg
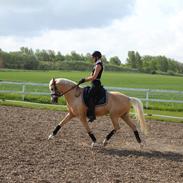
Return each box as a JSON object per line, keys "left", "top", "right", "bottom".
{"left": 103, "top": 116, "right": 120, "bottom": 147}
{"left": 79, "top": 116, "right": 98, "bottom": 148}
{"left": 48, "top": 112, "right": 73, "bottom": 139}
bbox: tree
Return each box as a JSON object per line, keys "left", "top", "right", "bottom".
{"left": 135, "top": 52, "right": 142, "bottom": 70}
{"left": 70, "top": 51, "right": 82, "bottom": 61}
{"left": 35, "top": 49, "right": 50, "bottom": 61}
{"left": 20, "top": 47, "right": 34, "bottom": 55}
{"left": 0, "top": 50, "right": 4, "bottom": 68}
{"left": 47, "top": 50, "right": 56, "bottom": 62}
{"left": 176, "top": 62, "right": 183, "bottom": 73}
{"left": 126, "top": 51, "right": 136, "bottom": 68}
{"left": 56, "top": 51, "right": 65, "bottom": 61}
{"left": 23, "top": 55, "right": 39, "bottom": 69}
{"left": 85, "top": 53, "right": 92, "bottom": 62}
{"left": 101, "top": 55, "right": 109, "bottom": 64}
{"left": 142, "top": 55, "right": 157, "bottom": 73}
{"left": 109, "top": 56, "right": 121, "bottom": 66}
{"left": 156, "top": 56, "right": 168, "bottom": 72}
{"left": 167, "top": 59, "right": 177, "bottom": 72}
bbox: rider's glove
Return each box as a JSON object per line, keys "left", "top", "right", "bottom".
{"left": 78, "top": 78, "right": 85, "bottom": 85}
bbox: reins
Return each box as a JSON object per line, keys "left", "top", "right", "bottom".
{"left": 59, "top": 83, "right": 80, "bottom": 97}
{"left": 52, "top": 78, "right": 80, "bottom": 98}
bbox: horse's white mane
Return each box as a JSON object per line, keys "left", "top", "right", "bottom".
{"left": 49, "top": 78, "right": 77, "bottom": 89}
{"left": 56, "top": 78, "right": 77, "bottom": 86}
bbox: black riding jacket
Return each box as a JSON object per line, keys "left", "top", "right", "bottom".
{"left": 92, "top": 60, "right": 103, "bottom": 84}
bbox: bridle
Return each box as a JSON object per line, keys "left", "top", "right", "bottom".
{"left": 51, "top": 79, "right": 79, "bottom": 103}
{"left": 51, "top": 79, "right": 62, "bottom": 97}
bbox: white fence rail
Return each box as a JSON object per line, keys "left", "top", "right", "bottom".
{"left": 107, "top": 87, "right": 183, "bottom": 109}
{"left": 1, "top": 81, "right": 183, "bottom": 106}
{"left": 1, "top": 81, "right": 183, "bottom": 120}
{"left": 0, "top": 81, "right": 49, "bottom": 100}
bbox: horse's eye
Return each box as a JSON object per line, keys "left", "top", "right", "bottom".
{"left": 51, "top": 88, "right": 54, "bottom": 91}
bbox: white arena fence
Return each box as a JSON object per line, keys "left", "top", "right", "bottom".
{"left": 0, "top": 81, "right": 183, "bottom": 120}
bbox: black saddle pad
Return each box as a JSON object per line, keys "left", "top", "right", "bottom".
{"left": 83, "top": 86, "right": 107, "bottom": 107}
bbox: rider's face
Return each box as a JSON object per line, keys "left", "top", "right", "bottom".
{"left": 92, "top": 56, "right": 97, "bottom": 62}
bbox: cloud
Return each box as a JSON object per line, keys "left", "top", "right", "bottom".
{"left": 1, "top": 0, "right": 183, "bottom": 63}
{"left": 0, "top": 0, "right": 134, "bottom": 36}
{"left": 130, "top": 0, "right": 183, "bottom": 61}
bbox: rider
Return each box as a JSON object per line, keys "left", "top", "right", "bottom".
{"left": 78, "top": 51, "right": 103, "bottom": 122}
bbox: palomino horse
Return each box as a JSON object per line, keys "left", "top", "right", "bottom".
{"left": 48, "top": 78, "right": 147, "bottom": 147}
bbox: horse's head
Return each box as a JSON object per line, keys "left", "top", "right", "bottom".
{"left": 49, "top": 78, "right": 62, "bottom": 104}
{"left": 49, "top": 78, "right": 79, "bottom": 104}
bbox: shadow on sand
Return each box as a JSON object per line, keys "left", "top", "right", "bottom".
{"left": 99, "top": 148, "right": 183, "bottom": 162}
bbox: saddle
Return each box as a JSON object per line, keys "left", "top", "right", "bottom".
{"left": 82, "top": 86, "right": 108, "bottom": 108}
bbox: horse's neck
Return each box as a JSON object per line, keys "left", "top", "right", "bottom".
{"left": 62, "top": 84, "right": 78, "bottom": 103}
{"left": 65, "top": 86, "right": 83, "bottom": 105}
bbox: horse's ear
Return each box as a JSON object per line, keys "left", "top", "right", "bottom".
{"left": 52, "top": 78, "right": 56, "bottom": 84}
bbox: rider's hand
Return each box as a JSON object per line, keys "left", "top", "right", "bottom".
{"left": 78, "top": 78, "right": 85, "bottom": 85}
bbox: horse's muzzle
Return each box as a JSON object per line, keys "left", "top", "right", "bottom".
{"left": 51, "top": 94, "right": 58, "bottom": 104}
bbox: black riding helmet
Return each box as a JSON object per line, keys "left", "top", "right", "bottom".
{"left": 92, "top": 51, "right": 102, "bottom": 59}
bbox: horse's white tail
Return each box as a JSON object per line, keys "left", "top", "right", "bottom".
{"left": 130, "top": 97, "right": 147, "bottom": 135}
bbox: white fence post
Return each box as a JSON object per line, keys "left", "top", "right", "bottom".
{"left": 22, "top": 85, "right": 25, "bottom": 101}
{"left": 145, "top": 90, "right": 149, "bottom": 109}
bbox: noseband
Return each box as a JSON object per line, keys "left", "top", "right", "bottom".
{"left": 51, "top": 80, "right": 62, "bottom": 98}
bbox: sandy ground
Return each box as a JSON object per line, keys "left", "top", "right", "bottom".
{"left": 0, "top": 106, "right": 183, "bottom": 183}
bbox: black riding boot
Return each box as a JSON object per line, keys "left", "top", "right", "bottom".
{"left": 87, "top": 98, "right": 96, "bottom": 122}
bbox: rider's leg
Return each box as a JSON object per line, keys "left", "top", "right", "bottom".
{"left": 87, "top": 97, "right": 96, "bottom": 122}
{"left": 87, "top": 87, "right": 96, "bottom": 122}
{"left": 87, "top": 80, "right": 102, "bottom": 122}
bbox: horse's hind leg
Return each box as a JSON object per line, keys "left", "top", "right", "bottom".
{"left": 48, "top": 112, "right": 73, "bottom": 139}
{"left": 103, "top": 115, "right": 120, "bottom": 147}
{"left": 121, "top": 113, "right": 142, "bottom": 144}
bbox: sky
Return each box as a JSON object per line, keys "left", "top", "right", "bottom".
{"left": 0, "top": 0, "right": 183, "bottom": 63}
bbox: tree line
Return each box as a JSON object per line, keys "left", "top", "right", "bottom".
{"left": 127, "top": 51, "right": 183, "bottom": 75}
{"left": 0, "top": 47, "right": 183, "bottom": 75}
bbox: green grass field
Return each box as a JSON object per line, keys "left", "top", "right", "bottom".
{"left": 0, "top": 70, "right": 183, "bottom": 120}
{"left": 1, "top": 70, "right": 183, "bottom": 90}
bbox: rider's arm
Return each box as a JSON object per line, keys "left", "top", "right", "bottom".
{"left": 84, "top": 64, "right": 101, "bottom": 82}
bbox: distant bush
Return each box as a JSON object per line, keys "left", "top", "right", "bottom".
{"left": 58, "top": 61, "right": 92, "bottom": 71}
{"left": 167, "top": 70, "right": 175, "bottom": 76}
{"left": 151, "top": 70, "right": 156, "bottom": 74}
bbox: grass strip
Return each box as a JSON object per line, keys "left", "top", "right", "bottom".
{"left": 0, "top": 99, "right": 67, "bottom": 111}
{"left": 1, "top": 99, "right": 183, "bottom": 123}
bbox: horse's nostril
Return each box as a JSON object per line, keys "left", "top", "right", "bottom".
{"left": 51, "top": 97, "right": 58, "bottom": 104}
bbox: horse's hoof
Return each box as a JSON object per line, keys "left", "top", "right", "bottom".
{"left": 142, "top": 139, "right": 147, "bottom": 146}
{"left": 139, "top": 139, "right": 147, "bottom": 149}
{"left": 48, "top": 133, "right": 54, "bottom": 140}
{"left": 91, "top": 142, "right": 100, "bottom": 148}
{"left": 103, "top": 139, "right": 108, "bottom": 147}
{"left": 139, "top": 143, "right": 144, "bottom": 149}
